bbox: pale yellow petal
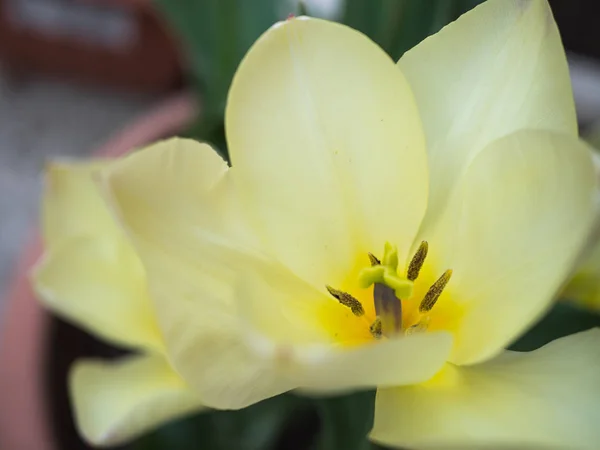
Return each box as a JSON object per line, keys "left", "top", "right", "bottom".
{"left": 293, "top": 332, "right": 452, "bottom": 394}
{"left": 198, "top": 326, "right": 451, "bottom": 408}
{"left": 102, "top": 139, "right": 287, "bottom": 409}
{"left": 371, "top": 329, "right": 600, "bottom": 450}
{"left": 43, "top": 161, "right": 119, "bottom": 247}
{"left": 174, "top": 317, "right": 451, "bottom": 409}
{"left": 101, "top": 138, "right": 256, "bottom": 265}
{"left": 100, "top": 137, "right": 262, "bottom": 351}
{"left": 236, "top": 264, "right": 341, "bottom": 346}
{"left": 32, "top": 236, "right": 163, "bottom": 352}
{"left": 164, "top": 304, "right": 297, "bottom": 410}
{"left": 122, "top": 244, "right": 302, "bottom": 410}
{"left": 226, "top": 16, "right": 428, "bottom": 288}
{"left": 70, "top": 354, "right": 205, "bottom": 447}
{"left": 430, "top": 130, "right": 595, "bottom": 365}
{"left": 400, "top": 0, "right": 576, "bottom": 231}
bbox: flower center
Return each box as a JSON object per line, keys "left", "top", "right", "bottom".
{"left": 325, "top": 241, "right": 453, "bottom": 341}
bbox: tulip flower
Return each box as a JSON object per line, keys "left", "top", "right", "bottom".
{"left": 33, "top": 163, "right": 205, "bottom": 445}
{"left": 37, "top": 0, "right": 600, "bottom": 447}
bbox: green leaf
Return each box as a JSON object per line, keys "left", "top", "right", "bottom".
{"left": 340, "top": 0, "right": 485, "bottom": 60}
{"left": 151, "top": 0, "right": 286, "bottom": 158}
{"left": 313, "top": 390, "right": 376, "bottom": 450}
{"left": 510, "top": 301, "right": 600, "bottom": 352}
{"left": 131, "top": 394, "right": 306, "bottom": 450}
{"left": 296, "top": 0, "right": 309, "bottom": 16}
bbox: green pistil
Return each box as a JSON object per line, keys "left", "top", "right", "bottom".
{"left": 358, "top": 242, "right": 414, "bottom": 299}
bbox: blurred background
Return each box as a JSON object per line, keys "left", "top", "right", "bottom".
{"left": 2, "top": 0, "right": 600, "bottom": 449}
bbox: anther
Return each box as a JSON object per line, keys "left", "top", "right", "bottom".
{"left": 405, "top": 316, "right": 431, "bottom": 335}
{"left": 419, "top": 269, "right": 453, "bottom": 313}
{"left": 326, "top": 285, "right": 365, "bottom": 317}
{"left": 368, "top": 252, "right": 380, "bottom": 267}
{"left": 370, "top": 317, "right": 382, "bottom": 339}
{"left": 407, "top": 241, "right": 428, "bottom": 281}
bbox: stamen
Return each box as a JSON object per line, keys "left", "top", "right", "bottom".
{"left": 405, "top": 316, "right": 431, "bottom": 335}
{"left": 368, "top": 252, "right": 380, "bottom": 266}
{"left": 419, "top": 269, "right": 453, "bottom": 313}
{"left": 407, "top": 241, "right": 428, "bottom": 281}
{"left": 326, "top": 285, "right": 365, "bottom": 317}
{"left": 370, "top": 317, "right": 382, "bottom": 339}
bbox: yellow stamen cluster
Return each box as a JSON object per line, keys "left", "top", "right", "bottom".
{"left": 325, "top": 240, "right": 452, "bottom": 340}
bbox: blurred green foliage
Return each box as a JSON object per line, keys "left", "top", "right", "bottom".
{"left": 131, "top": 390, "right": 377, "bottom": 450}
{"left": 152, "top": 0, "right": 283, "bottom": 156}
{"left": 340, "top": 0, "right": 482, "bottom": 61}
{"left": 131, "top": 393, "right": 314, "bottom": 450}
{"left": 510, "top": 302, "right": 600, "bottom": 352}
{"left": 152, "top": 0, "right": 485, "bottom": 159}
